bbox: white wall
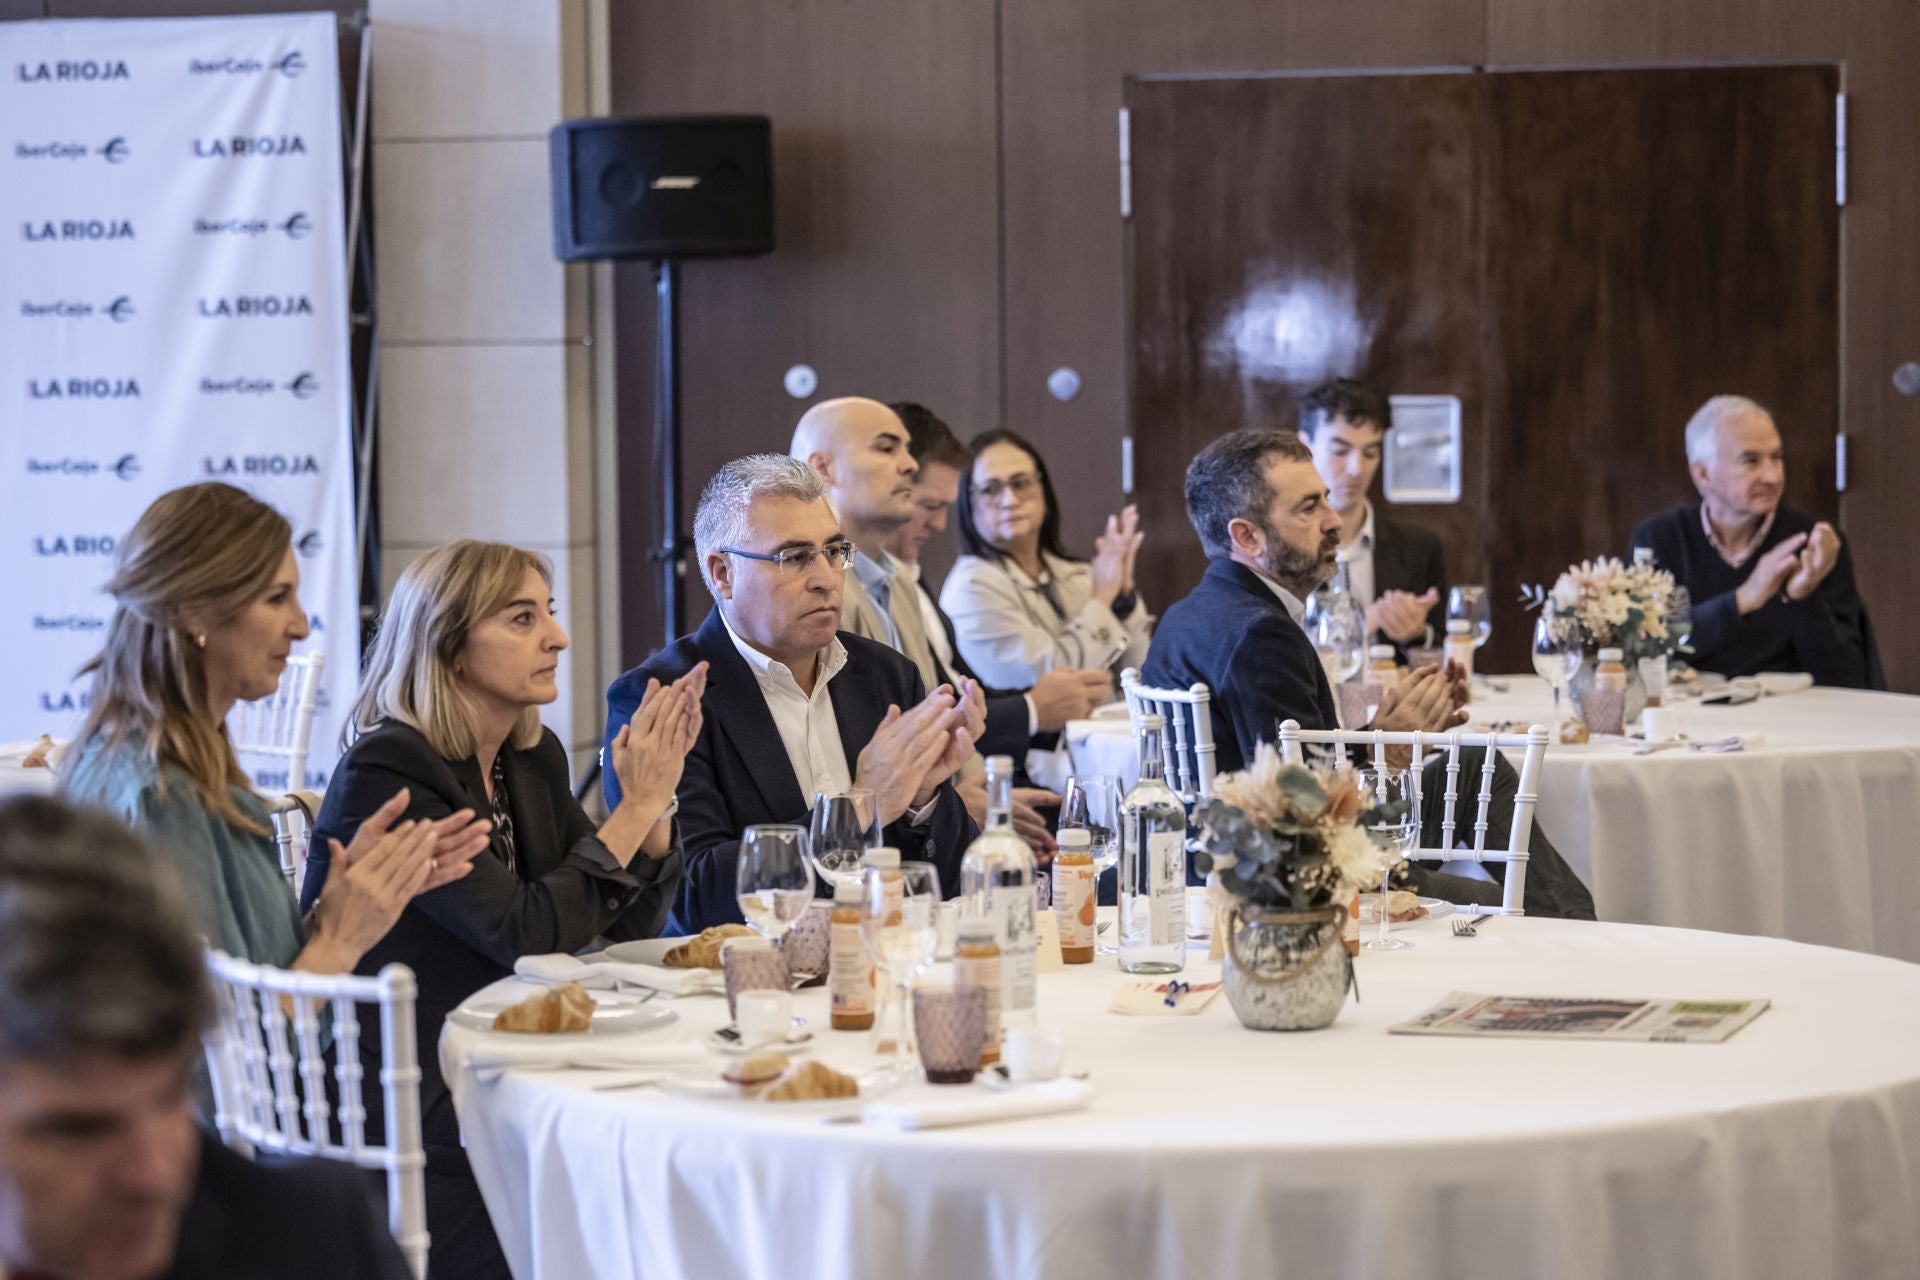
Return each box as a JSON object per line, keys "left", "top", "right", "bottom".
{"left": 368, "top": 0, "right": 617, "bottom": 775}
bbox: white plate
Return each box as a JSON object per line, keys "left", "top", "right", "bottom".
{"left": 448, "top": 994, "right": 678, "bottom": 1036}
{"left": 1355, "top": 896, "right": 1455, "bottom": 930}
{"left": 655, "top": 1068, "right": 900, "bottom": 1113}
{"left": 602, "top": 936, "right": 701, "bottom": 968}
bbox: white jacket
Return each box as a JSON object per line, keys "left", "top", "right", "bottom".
{"left": 939, "top": 550, "right": 1153, "bottom": 690}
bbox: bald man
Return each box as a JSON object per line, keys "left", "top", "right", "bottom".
{"left": 1628, "top": 395, "right": 1881, "bottom": 688}
{"left": 793, "top": 397, "right": 1060, "bottom": 853}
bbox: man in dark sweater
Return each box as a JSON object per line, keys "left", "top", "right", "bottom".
{"left": 1629, "top": 395, "right": 1882, "bottom": 689}
{"left": 1144, "top": 431, "right": 1595, "bottom": 919}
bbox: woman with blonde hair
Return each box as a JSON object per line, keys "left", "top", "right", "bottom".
{"left": 59, "top": 482, "right": 489, "bottom": 977}
{"left": 308, "top": 538, "right": 704, "bottom": 1280}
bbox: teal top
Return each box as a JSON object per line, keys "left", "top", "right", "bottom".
{"left": 60, "top": 735, "right": 307, "bottom": 967}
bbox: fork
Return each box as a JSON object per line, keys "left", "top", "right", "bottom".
{"left": 1451, "top": 912, "right": 1494, "bottom": 938}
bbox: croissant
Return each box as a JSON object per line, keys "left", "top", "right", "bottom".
{"left": 663, "top": 923, "right": 756, "bottom": 969}
{"left": 762, "top": 1059, "right": 858, "bottom": 1103}
{"left": 490, "top": 982, "right": 595, "bottom": 1033}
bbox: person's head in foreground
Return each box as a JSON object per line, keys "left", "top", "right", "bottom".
{"left": 0, "top": 796, "right": 211, "bottom": 1280}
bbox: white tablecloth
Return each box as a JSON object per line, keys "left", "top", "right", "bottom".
{"left": 1068, "top": 678, "right": 1920, "bottom": 963}
{"left": 445, "top": 919, "right": 1920, "bottom": 1280}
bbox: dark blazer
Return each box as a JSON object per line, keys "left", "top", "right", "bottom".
{"left": 1628, "top": 502, "right": 1883, "bottom": 690}
{"left": 162, "top": 1132, "right": 410, "bottom": 1279}
{"left": 915, "top": 574, "right": 1055, "bottom": 759}
{"left": 305, "top": 721, "right": 680, "bottom": 1152}
{"left": 1142, "top": 557, "right": 1335, "bottom": 776}
{"left": 1370, "top": 508, "right": 1448, "bottom": 648}
{"left": 604, "top": 607, "right": 978, "bottom": 934}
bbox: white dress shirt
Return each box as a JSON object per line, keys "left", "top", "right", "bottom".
{"left": 721, "top": 610, "right": 853, "bottom": 800}
{"left": 1339, "top": 500, "right": 1377, "bottom": 609}
{"left": 1253, "top": 567, "right": 1308, "bottom": 627}
{"left": 720, "top": 609, "right": 938, "bottom": 822}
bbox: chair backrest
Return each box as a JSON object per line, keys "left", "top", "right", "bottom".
{"left": 1119, "top": 668, "right": 1218, "bottom": 802}
{"left": 1273, "top": 720, "right": 1550, "bottom": 915}
{"left": 228, "top": 651, "right": 326, "bottom": 795}
{"left": 202, "top": 950, "right": 428, "bottom": 1279}
{"left": 265, "top": 790, "right": 323, "bottom": 891}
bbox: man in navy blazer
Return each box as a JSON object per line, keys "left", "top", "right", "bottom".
{"left": 1143, "top": 430, "right": 1594, "bottom": 919}
{"left": 605, "top": 454, "right": 981, "bottom": 933}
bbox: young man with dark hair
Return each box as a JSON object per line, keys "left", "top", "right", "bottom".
{"left": 1298, "top": 377, "right": 1447, "bottom": 650}
{"left": 0, "top": 796, "right": 412, "bottom": 1280}
{"left": 1144, "top": 431, "right": 1595, "bottom": 919}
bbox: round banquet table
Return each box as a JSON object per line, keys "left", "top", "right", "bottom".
{"left": 444, "top": 917, "right": 1920, "bottom": 1280}
{"left": 1067, "top": 677, "right": 1920, "bottom": 964}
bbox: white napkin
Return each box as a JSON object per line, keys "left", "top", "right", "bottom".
{"left": 458, "top": 1036, "right": 706, "bottom": 1078}
{"left": 514, "top": 952, "right": 722, "bottom": 997}
{"left": 859, "top": 1078, "right": 1092, "bottom": 1131}
{"left": 1753, "top": 672, "right": 1814, "bottom": 697}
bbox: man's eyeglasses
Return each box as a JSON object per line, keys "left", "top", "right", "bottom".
{"left": 977, "top": 473, "right": 1039, "bottom": 502}
{"left": 720, "top": 540, "right": 856, "bottom": 575}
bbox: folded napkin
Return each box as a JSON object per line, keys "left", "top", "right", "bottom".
{"left": 859, "top": 1078, "right": 1092, "bottom": 1131}
{"left": 514, "top": 952, "right": 723, "bottom": 997}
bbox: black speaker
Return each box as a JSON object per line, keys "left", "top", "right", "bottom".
{"left": 548, "top": 115, "right": 773, "bottom": 262}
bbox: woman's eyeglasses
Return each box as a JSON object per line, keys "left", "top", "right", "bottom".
{"left": 720, "top": 540, "right": 857, "bottom": 575}
{"left": 977, "top": 473, "right": 1039, "bottom": 502}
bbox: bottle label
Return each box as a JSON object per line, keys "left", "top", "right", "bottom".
{"left": 953, "top": 949, "right": 1002, "bottom": 1052}
{"left": 829, "top": 919, "right": 872, "bottom": 1017}
{"left": 991, "top": 884, "right": 1038, "bottom": 1015}
{"left": 1148, "top": 831, "right": 1186, "bottom": 947}
{"left": 1053, "top": 859, "right": 1096, "bottom": 951}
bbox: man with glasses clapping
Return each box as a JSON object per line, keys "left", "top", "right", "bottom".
{"left": 602, "top": 454, "right": 982, "bottom": 933}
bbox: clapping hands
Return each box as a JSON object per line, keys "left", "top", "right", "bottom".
{"left": 612, "top": 662, "right": 708, "bottom": 817}
{"left": 1367, "top": 588, "right": 1439, "bottom": 645}
{"left": 855, "top": 682, "right": 982, "bottom": 827}
{"left": 1736, "top": 523, "right": 1841, "bottom": 614}
{"left": 1090, "top": 504, "right": 1144, "bottom": 606}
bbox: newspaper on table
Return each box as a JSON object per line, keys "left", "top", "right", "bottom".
{"left": 1389, "top": 990, "right": 1770, "bottom": 1044}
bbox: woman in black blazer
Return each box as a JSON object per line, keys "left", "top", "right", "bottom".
{"left": 306, "top": 540, "right": 705, "bottom": 1280}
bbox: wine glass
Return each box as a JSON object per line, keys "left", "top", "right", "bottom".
{"left": 1358, "top": 769, "right": 1418, "bottom": 952}
{"left": 860, "top": 861, "right": 941, "bottom": 1077}
{"left": 1448, "top": 585, "right": 1492, "bottom": 650}
{"left": 1531, "top": 614, "right": 1578, "bottom": 729}
{"left": 808, "top": 788, "right": 879, "bottom": 890}
{"left": 1665, "top": 587, "right": 1694, "bottom": 698}
{"left": 1305, "top": 588, "right": 1367, "bottom": 689}
{"left": 1060, "top": 774, "right": 1120, "bottom": 953}
{"left": 735, "top": 825, "right": 812, "bottom": 946}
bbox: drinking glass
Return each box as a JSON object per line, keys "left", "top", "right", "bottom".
{"left": 735, "top": 825, "right": 812, "bottom": 946}
{"left": 1531, "top": 614, "right": 1578, "bottom": 728}
{"left": 859, "top": 861, "right": 942, "bottom": 1078}
{"left": 1060, "top": 774, "right": 1121, "bottom": 953}
{"left": 1358, "top": 769, "right": 1418, "bottom": 952}
{"left": 808, "top": 787, "right": 879, "bottom": 890}
{"left": 1305, "top": 588, "right": 1367, "bottom": 688}
{"left": 1448, "top": 585, "right": 1492, "bottom": 650}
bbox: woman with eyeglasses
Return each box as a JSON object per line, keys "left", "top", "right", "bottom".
{"left": 304, "top": 539, "right": 704, "bottom": 1280}
{"left": 940, "top": 429, "right": 1154, "bottom": 691}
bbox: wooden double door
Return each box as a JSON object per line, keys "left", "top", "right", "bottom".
{"left": 1129, "top": 66, "right": 1840, "bottom": 673}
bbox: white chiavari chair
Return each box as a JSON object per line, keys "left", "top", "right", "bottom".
{"left": 1274, "top": 720, "right": 1550, "bottom": 916}
{"left": 228, "top": 651, "right": 325, "bottom": 797}
{"left": 202, "top": 950, "right": 428, "bottom": 1279}
{"left": 1119, "top": 668, "right": 1218, "bottom": 803}
{"left": 229, "top": 651, "right": 325, "bottom": 888}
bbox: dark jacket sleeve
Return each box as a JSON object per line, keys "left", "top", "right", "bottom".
{"left": 1219, "top": 614, "right": 1330, "bottom": 758}
{"left": 977, "top": 691, "right": 1032, "bottom": 759}
{"left": 307, "top": 730, "right": 646, "bottom": 966}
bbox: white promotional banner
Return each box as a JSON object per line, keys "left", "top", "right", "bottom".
{"left": 1, "top": 12, "right": 357, "bottom": 789}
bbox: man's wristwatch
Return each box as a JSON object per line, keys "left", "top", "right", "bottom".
{"left": 654, "top": 797, "right": 679, "bottom": 826}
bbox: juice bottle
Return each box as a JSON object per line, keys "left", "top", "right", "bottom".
{"left": 1053, "top": 827, "right": 1096, "bottom": 964}
{"left": 828, "top": 878, "right": 874, "bottom": 1031}
{"left": 953, "top": 917, "right": 1002, "bottom": 1065}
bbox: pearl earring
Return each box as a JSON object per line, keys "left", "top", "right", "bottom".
{"left": 194, "top": 632, "right": 207, "bottom": 649}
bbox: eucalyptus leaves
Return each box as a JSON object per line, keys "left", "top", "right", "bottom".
{"left": 1192, "top": 744, "right": 1411, "bottom": 912}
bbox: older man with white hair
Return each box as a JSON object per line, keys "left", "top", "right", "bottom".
{"left": 1628, "top": 395, "right": 1880, "bottom": 688}
{"left": 602, "top": 454, "right": 981, "bottom": 931}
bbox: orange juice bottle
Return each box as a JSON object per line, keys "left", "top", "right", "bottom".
{"left": 1053, "top": 828, "right": 1097, "bottom": 964}
{"left": 829, "top": 879, "right": 873, "bottom": 1031}
{"left": 953, "top": 918, "right": 1002, "bottom": 1065}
